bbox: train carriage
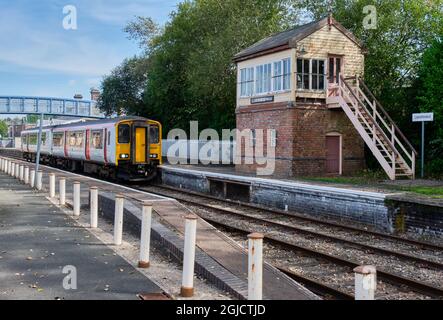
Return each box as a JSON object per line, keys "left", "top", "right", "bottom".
{"left": 21, "top": 117, "right": 162, "bottom": 181}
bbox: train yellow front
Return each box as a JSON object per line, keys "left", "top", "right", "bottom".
{"left": 21, "top": 117, "right": 162, "bottom": 181}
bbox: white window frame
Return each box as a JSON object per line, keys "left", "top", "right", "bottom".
{"left": 240, "top": 67, "right": 254, "bottom": 97}
{"left": 239, "top": 58, "right": 292, "bottom": 98}
{"left": 296, "top": 58, "right": 326, "bottom": 91}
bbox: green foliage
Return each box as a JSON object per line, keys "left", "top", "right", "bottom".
{"left": 110, "top": 0, "right": 299, "bottom": 134}
{"left": 0, "top": 120, "right": 7, "bottom": 138}
{"left": 416, "top": 39, "right": 443, "bottom": 176}
{"left": 97, "top": 57, "right": 150, "bottom": 116}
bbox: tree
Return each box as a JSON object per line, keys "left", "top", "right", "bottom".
{"left": 416, "top": 38, "right": 443, "bottom": 176}
{"left": 299, "top": 0, "right": 442, "bottom": 127}
{"left": 0, "top": 120, "right": 7, "bottom": 138}
{"left": 97, "top": 57, "right": 150, "bottom": 116}
{"left": 126, "top": 0, "right": 300, "bottom": 134}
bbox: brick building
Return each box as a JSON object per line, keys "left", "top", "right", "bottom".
{"left": 234, "top": 15, "right": 416, "bottom": 180}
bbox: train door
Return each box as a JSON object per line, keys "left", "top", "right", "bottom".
{"left": 135, "top": 127, "right": 147, "bottom": 163}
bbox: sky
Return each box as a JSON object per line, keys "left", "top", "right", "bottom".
{"left": 0, "top": 0, "right": 179, "bottom": 100}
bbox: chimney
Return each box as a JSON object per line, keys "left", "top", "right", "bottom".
{"left": 90, "top": 88, "right": 100, "bottom": 101}
{"left": 74, "top": 94, "right": 83, "bottom": 100}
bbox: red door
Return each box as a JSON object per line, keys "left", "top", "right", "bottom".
{"left": 326, "top": 136, "right": 340, "bottom": 174}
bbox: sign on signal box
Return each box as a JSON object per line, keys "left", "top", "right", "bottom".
{"left": 412, "top": 113, "right": 434, "bottom": 122}
{"left": 412, "top": 112, "right": 434, "bottom": 178}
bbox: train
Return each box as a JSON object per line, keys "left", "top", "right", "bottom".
{"left": 20, "top": 117, "right": 162, "bottom": 181}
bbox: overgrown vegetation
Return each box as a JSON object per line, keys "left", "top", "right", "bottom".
{"left": 98, "top": 0, "right": 443, "bottom": 177}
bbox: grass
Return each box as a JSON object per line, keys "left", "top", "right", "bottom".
{"left": 301, "top": 171, "right": 443, "bottom": 198}
{"left": 397, "top": 186, "right": 443, "bottom": 198}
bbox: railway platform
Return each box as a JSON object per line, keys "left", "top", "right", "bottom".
{"left": 159, "top": 164, "right": 443, "bottom": 238}
{"left": 0, "top": 156, "right": 319, "bottom": 300}
{"left": 0, "top": 173, "right": 162, "bottom": 300}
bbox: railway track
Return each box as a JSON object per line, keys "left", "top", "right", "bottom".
{"left": 3, "top": 154, "right": 442, "bottom": 299}
{"left": 138, "top": 184, "right": 443, "bottom": 300}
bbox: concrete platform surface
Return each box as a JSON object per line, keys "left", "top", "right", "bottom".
{"left": 0, "top": 173, "right": 162, "bottom": 300}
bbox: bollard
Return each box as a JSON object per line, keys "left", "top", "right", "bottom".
{"left": 49, "top": 173, "right": 56, "bottom": 198}
{"left": 90, "top": 187, "right": 98, "bottom": 228}
{"left": 248, "top": 233, "right": 264, "bottom": 300}
{"left": 73, "top": 181, "right": 81, "bottom": 216}
{"left": 11, "top": 162, "right": 15, "bottom": 177}
{"left": 181, "top": 215, "right": 198, "bottom": 297}
{"left": 0, "top": 158, "right": 3, "bottom": 172}
{"left": 354, "top": 265, "right": 377, "bottom": 300}
{"left": 113, "top": 195, "right": 125, "bottom": 246}
{"left": 8, "top": 161, "right": 12, "bottom": 175}
{"left": 19, "top": 165, "right": 24, "bottom": 182}
{"left": 30, "top": 169, "right": 35, "bottom": 188}
{"left": 59, "top": 177, "right": 66, "bottom": 206}
{"left": 5, "top": 160, "right": 8, "bottom": 174}
{"left": 36, "top": 170, "right": 43, "bottom": 190}
{"left": 138, "top": 202, "right": 153, "bottom": 268}
{"left": 24, "top": 167, "right": 29, "bottom": 184}
{"left": 15, "top": 163, "right": 20, "bottom": 179}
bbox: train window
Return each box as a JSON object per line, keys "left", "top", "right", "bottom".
{"left": 21, "top": 135, "right": 26, "bottom": 146}
{"left": 69, "top": 131, "right": 84, "bottom": 148}
{"left": 91, "top": 130, "right": 103, "bottom": 149}
{"left": 41, "top": 133, "right": 47, "bottom": 145}
{"left": 53, "top": 133, "right": 64, "bottom": 147}
{"left": 149, "top": 125, "right": 159, "bottom": 144}
{"left": 29, "top": 134, "right": 37, "bottom": 145}
{"left": 118, "top": 124, "right": 130, "bottom": 144}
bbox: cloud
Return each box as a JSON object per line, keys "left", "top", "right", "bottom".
{"left": 0, "top": 7, "right": 124, "bottom": 77}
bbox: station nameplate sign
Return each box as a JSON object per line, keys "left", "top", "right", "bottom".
{"left": 412, "top": 113, "right": 434, "bottom": 122}
{"left": 251, "top": 96, "right": 274, "bottom": 104}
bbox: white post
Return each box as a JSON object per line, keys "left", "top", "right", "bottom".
{"left": 15, "top": 163, "right": 20, "bottom": 179}
{"left": 181, "top": 215, "right": 198, "bottom": 297}
{"left": 113, "top": 195, "right": 125, "bottom": 246}
{"left": 59, "top": 177, "right": 66, "bottom": 206}
{"left": 73, "top": 181, "right": 81, "bottom": 216}
{"left": 90, "top": 187, "right": 98, "bottom": 228}
{"left": 248, "top": 233, "right": 264, "bottom": 300}
{"left": 49, "top": 173, "right": 56, "bottom": 198}
{"left": 36, "top": 170, "right": 43, "bottom": 190}
{"left": 0, "top": 158, "right": 3, "bottom": 172}
{"left": 5, "top": 160, "right": 9, "bottom": 174}
{"left": 8, "top": 161, "right": 12, "bottom": 175}
{"left": 24, "top": 167, "right": 29, "bottom": 184}
{"left": 354, "top": 265, "right": 377, "bottom": 300}
{"left": 11, "top": 162, "right": 15, "bottom": 177}
{"left": 19, "top": 165, "right": 24, "bottom": 182}
{"left": 30, "top": 169, "right": 35, "bottom": 188}
{"left": 138, "top": 202, "right": 153, "bottom": 268}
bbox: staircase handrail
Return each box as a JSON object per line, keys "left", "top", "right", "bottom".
{"left": 339, "top": 76, "right": 400, "bottom": 158}
{"left": 355, "top": 76, "right": 418, "bottom": 156}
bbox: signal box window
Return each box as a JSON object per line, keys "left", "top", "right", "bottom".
{"left": 118, "top": 124, "right": 131, "bottom": 144}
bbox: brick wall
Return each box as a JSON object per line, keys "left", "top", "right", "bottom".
{"left": 235, "top": 102, "right": 365, "bottom": 177}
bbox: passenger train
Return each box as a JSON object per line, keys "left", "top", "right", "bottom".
{"left": 20, "top": 117, "right": 162, "bottom": 181}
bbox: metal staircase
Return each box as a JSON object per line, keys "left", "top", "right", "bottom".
{"left": 328, "top": 76, "right": 417, "bottom": 180}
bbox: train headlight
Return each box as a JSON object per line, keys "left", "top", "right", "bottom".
{"left": 120, "top": 154, "right": 129, "bottom": 159}
{"left": 149, "top": 154, "right": 158, "bottom": 159}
